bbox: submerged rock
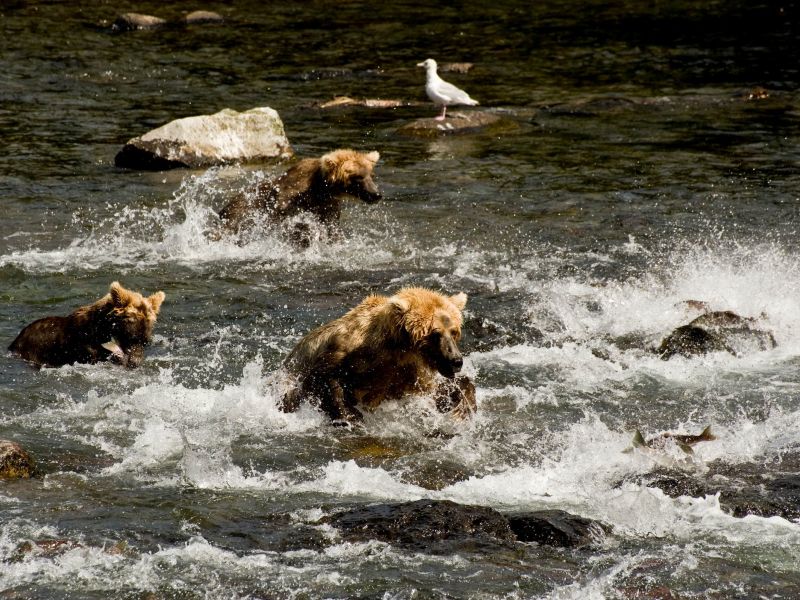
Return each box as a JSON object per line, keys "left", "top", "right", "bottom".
{"left": 398, "top": 111, "right": 513, "bottom": 137}
{"left": 115, "top": 107, "right": 292, "bottom": 170}
{"left": 507, "top": 510, "right": 608, "bottom": 548}
{"left": 326, "top": 499, "right": 607, "bottom": 553}
{"left": 0, "top": 440, "right": 35, "bottom": 479}
{"left": 620, "top": 452, "right": 800, "bottom": 521}
{"left": 657, "top": 310, "right": 776, "bottom": 359}
{"left": 326, "top": 499, "right": 515, "bottom": 552}
{"left": 111, "top": 13, "right": 168, "bottom": 32}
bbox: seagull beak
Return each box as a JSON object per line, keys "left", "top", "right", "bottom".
{"left": 416, "top": 61, "right": 426, "bottom": 67}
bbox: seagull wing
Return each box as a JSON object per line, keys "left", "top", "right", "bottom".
{"left": 432, "top": 78, "right": 478, "bottom": 105}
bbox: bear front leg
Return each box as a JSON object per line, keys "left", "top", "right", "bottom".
{"left": 433, "top": 374, "right": 476, "bottom": 420}
{"left": 321, "top": 378, "right": 364, "bottom": 426}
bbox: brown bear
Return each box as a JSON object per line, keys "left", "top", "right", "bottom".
{"left": 217, "top": 148, "right": 382, "bottom": 246}
{"left": 9, "top": 282, "right": 165, "bottom": 368}
{"left": 280, "top": 287, "right": 476, "bottom": 424}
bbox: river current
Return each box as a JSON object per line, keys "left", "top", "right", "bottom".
{"left": 2, "top": 1, "right": 800, "bottom": 598}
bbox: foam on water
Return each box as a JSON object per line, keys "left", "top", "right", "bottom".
{"left": 0, "top": 169, "right": 409, "bottom": 274}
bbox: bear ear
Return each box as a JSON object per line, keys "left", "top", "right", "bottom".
{"left": 389, "top": 295, "right": 410, "bottom": 314}
{"left": 366, "top": 151, "right": 380, "bottom": 164}
{"left": 450, "top": 292, "right": 467, "bottom": 310}
{"left": 320, "top": 151, "right": 339, "bottom": 175}
{"left": 110, "top": 281, "right": 132, "bottom": 307}
{"left": 149, "top": 291, "right": 166, "bottom": 314}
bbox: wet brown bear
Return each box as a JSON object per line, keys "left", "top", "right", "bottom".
{"left": 217, "top": 148, "right": 381, "bottom": 245}
{"left": 281, "top": 287, "right": 476, "bottom": 424}
{"left": 9, "top": 282, "right": 165, "bottom": 368}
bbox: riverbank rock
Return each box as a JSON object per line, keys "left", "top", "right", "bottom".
{"left": 398, "top": 111, "right": 512, "bottom": 137}
{"left": 0, "top": 440, "right": 35, "bottom": 479}
{"left": 115, "top": 107, "right": 292, "bottom": 170}
{"left": 657, "top": 310, "right": 776, "bottom": 359}
{"left": 325, "top": 500, "right": 607, "bottom": 553}
{"left": 111, "top": 13, "right": 167, "bottom": 32}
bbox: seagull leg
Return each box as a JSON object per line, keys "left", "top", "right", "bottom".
{"left": 435, "top": 105, "right": 447, "bottom": 121}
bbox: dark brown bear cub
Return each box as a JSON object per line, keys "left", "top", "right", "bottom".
{"left": 280, "top": 287, "right": 476, "bottom": 424}
{"left": 9, "top": 282, "right": 165, "bottom": 368}
{"left": 217, "top": 148, "right": 381, "bottom": 245}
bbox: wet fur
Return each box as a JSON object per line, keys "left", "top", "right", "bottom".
{"left": 218, "top": 149, "right": 381, "bottom": 245}
{"left": 9, "top": 282, "right": 165, "bottom": 368}
{"left": 281, "top": 287, "right": 475, "bottom": 423}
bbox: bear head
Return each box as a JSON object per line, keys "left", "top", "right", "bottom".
{"left": 390, "top": 287, "right": 467, "bottom": 379}
{"left": 320, "top": 149, "right": 382, "bottom": 204}
{"left": 107, "top": 281, "right": 165, "bottom": 367}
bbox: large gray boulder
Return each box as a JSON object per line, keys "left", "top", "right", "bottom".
{"left": 115, "top": 107, "right": 292, "bottom": 170}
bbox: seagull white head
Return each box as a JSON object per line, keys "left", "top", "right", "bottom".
{"left": 416, "top": 58, "right": 437, "bottom": 71}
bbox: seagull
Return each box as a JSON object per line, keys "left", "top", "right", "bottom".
{"left": 416, "top": 58, "right": 478, "bottom": 121}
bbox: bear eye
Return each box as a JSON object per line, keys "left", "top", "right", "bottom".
{"left": 450, "top": 329, "right": 460, "bottom": 339}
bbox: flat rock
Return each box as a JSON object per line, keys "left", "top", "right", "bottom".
{"left": 0, "top": 440, "right": 35, "bottom": 479}
{"left": 398, "top": 111, "right": 512, "bottom": 137}
{"left": 115, "top": 107, "right": 292, "bottom": 170}
{"left": 317, "top": 96, "right": 416, "bottom": 109}
{"left": 183, "top": 10, "right": 224, "bottom": 24}
{"left": 112, "top": 13, "right": 167, "bottom": 32}
{"left": 326, "top": 499, "right": 515, "bottom": 553}
{"left": 325, "top": 500, "right": 608, "bottom": 553}
{"left": 440, "top": 62, "right": 474, "bottom": 74}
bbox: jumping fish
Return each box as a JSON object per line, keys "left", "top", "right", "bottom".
{"left": 626, "top": 426, "right": 716, "bottom": 455}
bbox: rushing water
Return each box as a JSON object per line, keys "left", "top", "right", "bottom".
{"left": 2, "top": 1, "right": 800, "bottom": 598}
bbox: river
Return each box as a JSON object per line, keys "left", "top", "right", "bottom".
{"left": 2, "top": 1, "right": 800, "bottom": 598}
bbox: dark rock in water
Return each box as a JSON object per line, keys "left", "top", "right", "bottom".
{"left": 183, "top": 10, "right": 224, "bottom": 24}
{"left": 327, "top": 500, "right": 516, "bottom": 552}
{"left": 621, "top": 452, "right": 800, "bottom": 521}
{"left": 115, "top": 107, "right": 292, "bottom": 170}
{"left": 111, "top": 13, "right": 168, "bottom": 32}
{"left": 326, "top": 500, "right": 608, "bottom": 553}
{"left": 398, "top": 111, "right": 514, "bottom": 137}
{"left": 0, "top": 440, "right": 35, "bottom": 479}
{"left": 507, "top": 509, "right": 608, "bottom": 548}
{"left": 657, "top": 310, "right": 776, "bottom": 359}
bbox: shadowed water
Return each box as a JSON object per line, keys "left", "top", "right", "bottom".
{"left": 2, "top": 1, "right": 800, "bottom": 598}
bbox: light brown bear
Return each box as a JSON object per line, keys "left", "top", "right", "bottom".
{"left": 217, "top": 148, "right": 381, "bottom": 246}
{"left": 9, "top": 282, "right": 165, "bottom": 368}
{"left": 280, "top": 287, "right": 476, "bottom": 424}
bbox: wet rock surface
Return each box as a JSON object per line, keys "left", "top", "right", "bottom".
{"left": 398, "top": 111, "right": 514, "bottom": 137}
{"left": 111, "top": 13, "right": 167, "bottom": 31}
{"left": 622, "top": 452, "right": 800, "bottom": 521}
{"left": 657, "top": 310, "right": 776, "bottom": 359}
{"left": 182, "top": 10, "right": 224, "bottom": 24}
{"left": 0, "top": 440, "right": 35, "bottom": 480}
{"left": 109, "top": 10, "right": 223, "bottom": 31}
{"left": 325, "top": 500, "right": 607, "bottom": 553}
{"left": 507, "top": 510, "right": 609, "bottom": 548}
{"left": 115, "top": 107, "right": 292, "bottom": 170}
